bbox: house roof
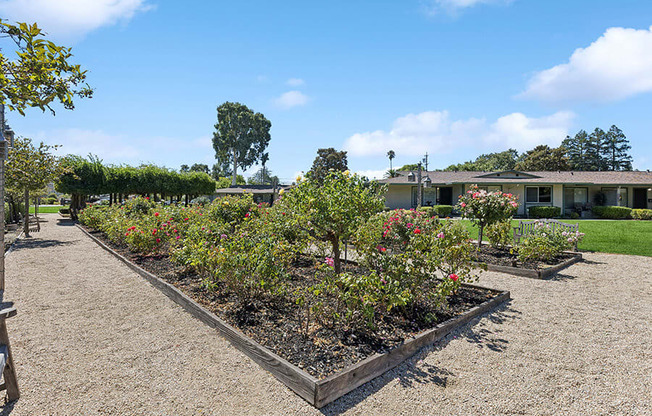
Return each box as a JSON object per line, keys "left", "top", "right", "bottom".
{"left": 214, "top": 185, "right": 291, "bottom": 195}
{"left": 377, "top": 170, "right": 652, "bottom": 186}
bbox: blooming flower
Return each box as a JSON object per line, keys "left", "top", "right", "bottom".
{"left": 460, "top": 202, "right": 467, "bottom": 208}
{"left": 156, "top": 238, "right": 161, "bottom": 243}
{"left": 154, "top": 212, "right": 159, "bottom": 217}
{"left": 449, "top": 273, "right": 459, "bottom": 281}
{"left": 437, "top": 232, "right": 445, "bottom": 239}
{"left": 324, "top": 257, "right": 335, "bottom": 267}
{"left": 414, "top": 228, "right": 421, "bottom": 234}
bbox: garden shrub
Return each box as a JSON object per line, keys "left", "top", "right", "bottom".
{"left": 570, "top": 212, "right": 580, "bottom": 219}
{"left": 528, "top": 206, "right": 561, "bottom": 218}
{"left": 59, "top": 207, "right": 70, "bottom": 215}
{"left": 282, "top": 170, "right": 386, "bottom": 273}
{"left": 457, "top": 185, "right": 519, "bottom": 247}
{"left": 631, "top": 209, "right": 652, "bottom": 220}
{"left": 205, "top": 215, "right": 295, "bottom": 300}
{"left": 516, "top": 220, "right": 584, "bottom": 262}
{"left": 485, "top": 220, "right": 512, "bottom": 249}
{"left": 418, "top": 206, "right": 433, "bottom": 217}
{"left": 592, "top": 205, "right": 632, "bottom": 219}
{"left": 344, "top": 209, "right": 479, "bottom": 328}
{"left": 78, "top": 206, "right": 108, "bottom": 229}
{"left": 432, "top": 205, "right": 453, "bottom": 217}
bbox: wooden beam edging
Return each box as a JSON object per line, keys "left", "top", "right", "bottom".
{"left": 77, "top": 224, "right": 510, "bottom": 408}
{"left": 477, "top": 252, "right": 582, "bottom": 279}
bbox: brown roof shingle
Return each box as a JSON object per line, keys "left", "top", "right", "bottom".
{"left": 377, "top": 170, "right": 652, "bottom": 185}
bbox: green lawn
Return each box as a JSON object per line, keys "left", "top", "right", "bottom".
{"left": 454, "top": 219, "right": 652, "bottom": 257}
{"left": 29, "top": 205, "right": 63, "bottom": 214}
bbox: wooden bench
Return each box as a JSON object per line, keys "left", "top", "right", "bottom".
{"left": 0, "top": 306, "right": 19, "bottom": 402}
{"left": 513, "top": 219, "right": 580, "bottom": 250}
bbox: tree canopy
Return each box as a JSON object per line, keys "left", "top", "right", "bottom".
{"left": 307, "top": 147, "right": 348, "bottom": 183}
{"left": 515, "top": 145, "right": 570, "bottom": 171}
{"left": 444, "top": 149, "right": 519, "bottom": 172}
{"left": 5, "top": 136, "right": 64, "bottom": 194}
{"left": 212, "top": 102, "right": 271, "bottom": 186}
{"left": 0, "top": 20, "right": 92, "bottom": 114}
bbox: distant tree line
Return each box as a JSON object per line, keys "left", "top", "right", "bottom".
{"left": 429, "top": 124, "right": 633, "bottom": 172}
{"left": 57, "top": 156, "right": 216, "bottom": 218}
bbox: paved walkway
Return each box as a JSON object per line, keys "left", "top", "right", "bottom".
{"left": 1, "top": 214, "right": 650, "bottom": 415}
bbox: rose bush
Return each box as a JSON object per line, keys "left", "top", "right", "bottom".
{"left": 457, "top": 185, "right": 519, "bottom": 247}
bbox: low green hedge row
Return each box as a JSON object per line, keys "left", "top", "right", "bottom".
{"left": 631, "top": 208, "right": 652, "bottom": 220}
{"left": 418, "top": 205, "right": 453, "bottom": 217}
{"left": 528, "top": 206, "right": 561, "bottom": 218}
{"left": 592, "top": 206, "right": 632, "bottom": 219}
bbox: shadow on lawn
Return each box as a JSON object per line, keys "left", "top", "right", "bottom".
{"left": 320, "top": 301, "right": 519, "bottom": 415}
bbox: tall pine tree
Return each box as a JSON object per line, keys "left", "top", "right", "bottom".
{"left": 562, "top": 130, "right": 589, "bottom": 170}
{"left": 586, "top": 128, "right": 608, "bottom": 171}
{"left": 604, "top": 125, "right": 632, "bottom": 171}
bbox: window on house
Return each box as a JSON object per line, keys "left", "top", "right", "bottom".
{"left": 602, "top": 187, "right": 628, "bottom": 206}
{"left": 526, "top": 186, "right": 552, "bottom": 203}
{"left": 478, "top": 185, "right": 502, "bottom": 192}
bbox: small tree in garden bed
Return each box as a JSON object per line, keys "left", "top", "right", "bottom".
{"left": 457, "top": 185, "right": 519, "bottom": 247}
{"left": 282, "top": 170, "right": 386, "bottom": 273}
{"left": 516, "top": 220, "right": 584, "bottom": 263}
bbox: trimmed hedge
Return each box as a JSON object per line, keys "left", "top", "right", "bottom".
{"left": 631, "top": 208, "right": 652, "bottom": 220}
{"left": 592, "top": 206, "right": 632, "bottom": 219}
{"left": 418, "top": 205, "right": 453, "bottom": 217}
{"left": 528, "top": 206, "right": 561, "bottom": 218}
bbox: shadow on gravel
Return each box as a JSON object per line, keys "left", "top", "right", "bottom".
{"left": 56, "top": 218, "right": 76, "bottom": 227}
{"left": 0, "top": 400, "right": 17, "bottom": 415}
{"left": 581, "top": 258, "right": 606, "bottom": 265}
{"left": 10, "top": 238, "right": 74, "bottom": 252}
{"left": 320, "top": 301, "right": 518, "bottom": 415}
{"left": 547, "top": 272, "right": 576, "bottom": 282}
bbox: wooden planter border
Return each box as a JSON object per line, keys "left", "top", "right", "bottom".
{"left": 77, "top": 224, "right": 510, "bottom": 408}
{"left": 478, "top": 252, "right": 582, "bottom": 279}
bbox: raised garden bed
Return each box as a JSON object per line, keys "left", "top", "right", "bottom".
{"left": 472, "top": 245, "right": 582, "bottom": 279}
{"left": 77, "top": 224, "right": 510, "bottom": 407}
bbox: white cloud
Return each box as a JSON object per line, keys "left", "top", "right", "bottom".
{"left": 520, "top": 26, "right": 652, "bottom": 103}
{"left": 31, "top": 128, "right": 216, "bottom": 168}
{"left": 274, "top": 90, "right": 309, "bottom": 109}
{"left": 425, "top": 0, "right": 513, "bottom": 15}
{"left": 0, "top": 0, "right": 153, "bottom": 39}
{"left": 344, "top": 110, "right": 574, "bottom": 157}
{"left": 286, "top": 78, "right": 305, "bottom": 87}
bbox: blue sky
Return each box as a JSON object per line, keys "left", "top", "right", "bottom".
{"left": 2, "top": 0, "right": 652, "bottom": 182}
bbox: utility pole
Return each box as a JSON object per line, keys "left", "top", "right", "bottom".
{"left": 417, "top": 162, "right": 423, "bottom": 208}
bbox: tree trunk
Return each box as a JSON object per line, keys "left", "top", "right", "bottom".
{"left": 23, "top": 188, "right": 29, "bottom": 237}
{"left": 478, "top": 225, "right": 484, "bottom": 248}
{"left": 331, "top": 236, "right": 341, "bottom": 274}
{"left": 185, "top": 194, "right": 189, "bottom": 206}
{"left": 231, "top": 147, "right": 238, "bottom": 187}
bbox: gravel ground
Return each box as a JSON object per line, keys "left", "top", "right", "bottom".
{"left": 1, "top": 213, "right": 650, "bottom": 415}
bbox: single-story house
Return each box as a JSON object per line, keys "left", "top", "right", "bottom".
{"left": 214, "top": 185, "right": 291, "bottom": 205}
{"left": 377, "top": 170, "right": 652, "bottom": 217}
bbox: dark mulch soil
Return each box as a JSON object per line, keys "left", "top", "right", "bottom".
{"left": 472, "top": 245, "right": 577, "bottom": 270}
{"left": 83, "top": 226, "right": 501, "bottom": 379}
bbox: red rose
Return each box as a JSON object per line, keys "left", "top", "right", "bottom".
{"left": 449, "top": 274, "right": 459, "bottom": 281}
{"left": 414, "top": 228, "right": 421, "bottom": 234}
{"left": 154, "top": 212, "right": 159, "bottom": 217}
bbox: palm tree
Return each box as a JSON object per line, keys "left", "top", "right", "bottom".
{"left": 387, "top": 150, "right": 395, "bottom": 171}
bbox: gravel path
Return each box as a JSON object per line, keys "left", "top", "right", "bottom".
{"left": 2, "top": 213, "right": 650, "bottom": 415}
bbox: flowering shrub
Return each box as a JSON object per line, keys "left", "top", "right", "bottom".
{"left": 282, "top": 170, "right": 386, "bottom": 273}
{"left": 345, "top": 209, "right": 479, "bottom": 327}
{"left": 485, "top": 220, "right": 513, "bottom": 249}
{"left": 205, "top": 215, "right": 295, "bottom": 300}
{"left": 516, "top": 220, "right": 584, "bottom": 262}
{"left": 457, "top": 185, "right": 519, "bottom": 247}
{"left": 78, "top": 206, "right": 108, "bottom": 230}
